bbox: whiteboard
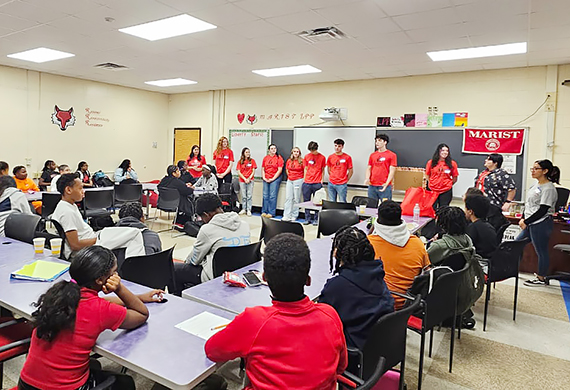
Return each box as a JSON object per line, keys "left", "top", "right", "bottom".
{"left": 294, "top": 127, "right": 376, "bottom": 186}
{"left": 229, "top": 129, "right": 270, "bottom": 179}
{"left": 452, "top": 168, "right": 479, "bottom": 198}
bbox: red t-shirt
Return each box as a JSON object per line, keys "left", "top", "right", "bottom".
{"left": 213, "top": 149, "right": 234, "bottom": 175}
{"left": 368, "top": 150, "right": 397, "bottom": 186}
{"left": 236, "top": 158, "right": 257, "bottom": 182}
{"left": 327, "top": 153, "right": 353, "bottom": 185}
{"left": 205, "top": 297, "right": 347, "bottom": 390}
{"left": 286, "top": 159, "right": 304, "bottom": 181}
{"left": 303, "top": 153, "right": 326, "bottom": 184}
{"left": 187, "top": 155, "right": 207, "bottom": 178}
{"left": 262, "top": 155, "right": 284, "bottom": 180}
{"left": 475, "top": 170, "right": 490, "bottom": 192}
{"left": 20, "top": 288, "right": 127, "bottom": 390}
{"left": 425, "top": 159, "right": 459, "bottom": 193}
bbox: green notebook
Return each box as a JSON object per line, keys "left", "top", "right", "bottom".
{"left": 11, "top": 260, "right": 69, "bottom": 282}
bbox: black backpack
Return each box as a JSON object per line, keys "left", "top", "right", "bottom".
{"left": 93, "top": 171, "right": 113, "bottom": 187}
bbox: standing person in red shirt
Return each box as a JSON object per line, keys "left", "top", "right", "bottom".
{"left": 283, "top": 147, "right": 304, "bottom": 221}
{"left": 187, "top": 145, "right": 207, "bottom": 181}
{"left": 365, "top": 134, "right": 397, "bottom": 201}
{"left": 425, "top": 143, "right": 459, "bottom": 210}
{"left": 326, "top": 139, "right": 353, "bottom": 203}
{"left": 261, "top": 144, "right": 284, "bottom": 218}
{"left": 205, "top": 233, "right": 348, "bottom": 390}
{"left": 212, "top": 137, "right": 234, "bottom": 189}
{"left": 18, "top": 245, "right": 164, "bottom": 390}
{"left": 236, "top": 147, "right": 257, "bottom": 216}
{"left": 302, "top": 141, "right": 326, "bottom": 225}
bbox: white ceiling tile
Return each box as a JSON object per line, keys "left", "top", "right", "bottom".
{"left": 250, "top": 33, "right": 302, "bottom": 49}
{"left": 530, "top": 0, "right": 570, "bottom": 13}
{"left": 531, "top": 10, "right": 570, "bottom": 29}
{"left": 192, "top": 3, "right": 258, "bottom": 26}
{"left": 0, "top": 12, "right": 39, "bottom": 31}
{"left": 153, "top": 0, "right": 230, "bottom": 13}
{"left": 335, "top": 17, "right": 401, "bottom": 38}
{"left": 223, "top": 19, "right": 286, "bottom": 39}
{"left": 265, "top": 10, "right": 335, "bottom": 33}
{"left": 357, "top": 31, "right": 414, "bottom": 49}
{"left": 468, "top": 30, "right": 529, "bottom": 47}
{"left": 462, "top": 15, "right": 528, "bottom": 36}
{"left": 376, "top": 0, "right": 454, "bottom": 17}
{"left": 455, "top": 0, "right": 529, "bottom": 22}
{"left": 1, "top": 1, "right": 68, "bottom": 24}
{"left": 530, "top": 25, "right": 570, "bottom": 41}
{"left": 406, "top": 23, "right": 467, "bottom": 43}
{"left": 313, "top": 0, "right": 386, "bottom": 24}
{"left": 392, "top": 7, "right": 461, "bottom": 30}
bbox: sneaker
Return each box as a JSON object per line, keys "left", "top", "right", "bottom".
{"left": 282, "top": 217, "right": 291, "bottom": 222}
{"left": 266, "top": 214, "right": 273, "bottom": 218}
{"left": 524, "top": 277, "right": 548, "bottom": 286}
{"left": 239, "top": 209, "right": 246, "bottom": 215}
{"left": 247, "top": 211, "right": 252, "bottom": 216}
{"left": 303, "top": 220, "right": 311, "bottom": 225}
{"left": 312, "top": 221, "right": 318, "bottom": 226}
{"left": 261, "top": 213, "right": 268, "bottom": 218}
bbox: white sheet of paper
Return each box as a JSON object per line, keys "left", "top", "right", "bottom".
{"left": 175, "top": 311, "right": 229, "bottom": 340}
{"left": 502, "top": 155, "right": 517, "bottom": 174}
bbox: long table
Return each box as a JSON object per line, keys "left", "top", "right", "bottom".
{"left": 24, "top": 183, "right": 158, "bottom": 202}
{"left": 0, "top": 237, "right": 234, "bottom": 390}
{"left": 298, "top": 201, "right": 378, "bottom": 218}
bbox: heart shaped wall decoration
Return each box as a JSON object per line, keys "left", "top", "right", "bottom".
{"left": 237, "top": 113, "right": 245, "bottom": 124}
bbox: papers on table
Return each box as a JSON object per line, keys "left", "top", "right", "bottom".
{"left": 11, "top": 260, "right": 69, "bottom": 282}
{"left": 175, "top": 311, "right": 229, "bottom": 340}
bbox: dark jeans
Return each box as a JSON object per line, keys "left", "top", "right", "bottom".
{"left": 516, "top": 217, "right": 553, "bottom": 277}
{"left": 302, "top": 183, "right": 322, "bottom": 223}
{"left": 433, "top": 188, "right": 453, "bottom": 210}
{"left": 174, "top": 261, "right": 203, "bottom": 288}
{"left": 216, "top": 173, "right": 232, "bottom": 189}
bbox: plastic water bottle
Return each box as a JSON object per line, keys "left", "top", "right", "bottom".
{"left": 413, "top": 203, "right": 420, "bottom": 224}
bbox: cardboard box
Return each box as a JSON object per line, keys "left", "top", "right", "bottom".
{"left": 393, "top": 170, "right": 424, "bottom": 191}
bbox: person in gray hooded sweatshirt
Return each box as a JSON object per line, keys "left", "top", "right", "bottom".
{"left": 115, "top": 202, "right": 162, "bottom": 255}
{"left": 174, "top": 193, "right": 250, "bottom": 287}
{"left": 427, "top": 206, "right": 474, "bottom": 265}
{"left": 0, "top": 175, "right": 33, "bottom": 236}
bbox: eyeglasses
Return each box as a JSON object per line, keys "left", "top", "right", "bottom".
{"left": 530, "top": 167, "right": 543, "bottom": 171}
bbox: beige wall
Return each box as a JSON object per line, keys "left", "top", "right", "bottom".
{"left": 0, "top": 65, "right": 169, "bottom": 181}
{"left": 554, "top": 64, "right": 570, "bottom": 188}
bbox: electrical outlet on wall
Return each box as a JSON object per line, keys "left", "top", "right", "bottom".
{"left": 25, "top": 158, "right": 32, "bottom": 166}
{"left": 545, "top": 93, "right": 557, "bottom": 112}
{"left": 152, "top": 142, "right": 158, "bottom": 148}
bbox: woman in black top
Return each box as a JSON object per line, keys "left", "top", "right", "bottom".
{"left": 77, "top": 161, "right": 93, "bottom": 187}
{"left": 158, "top": 165, "right": 194, "bottom": 224}
{"left": 38, "top": 160, "right": 57, "bottom": 190}
{"left": 177, "top": 160, "right": 195, "bottom": 184}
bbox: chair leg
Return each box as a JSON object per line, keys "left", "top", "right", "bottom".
{"left": 450, "top": 309, "right": 457, "bottom": 373}
{"left": 513, "top": 275, "right": 519, "bottom": 322}
{"left": 483, "top": 281, "right": 491, "bottom": 331}
{"left": 418, "top": 330, "right": 425, "bottom": 390}
{"left": 458, "top": 314, "right": 462, "bottom": 340}
{"left": 399, "top": 358, "right": 406, "bottom": 390}
{"left": 0, "top": 360, "right": 3, "bottom": 390}
{"left": 428, "top": 329, "right": 434, "bottom": 357}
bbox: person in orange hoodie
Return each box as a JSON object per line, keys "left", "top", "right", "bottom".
{"left": 13, "top": 165, "right": 41, "bottom": 214}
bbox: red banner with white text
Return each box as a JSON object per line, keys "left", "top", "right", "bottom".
{"left": 462, "top": 128, "right": 525, "bottom": 155}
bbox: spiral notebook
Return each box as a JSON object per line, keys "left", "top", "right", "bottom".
{"left": 11, "top": 260, "right": 69, "bottom": 282}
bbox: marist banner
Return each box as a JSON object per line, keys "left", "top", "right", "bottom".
{"left": 462, "top": 128, "right": 525, "bottom": 155}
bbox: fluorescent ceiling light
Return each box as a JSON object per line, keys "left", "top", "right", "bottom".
{"left": 7, "top": 47, "right": 75, "bottom": 63}
{"left": 145, "top": 78, "right": 197, "bottom": 87}
{"left": 427, "top": 42, "right": 527, "bottom": 62}
{"left": 119, "top": 14, "right": 216, "bottom": 41}
{"left": 252, "top": 65, "right": 322, "bottom": 77}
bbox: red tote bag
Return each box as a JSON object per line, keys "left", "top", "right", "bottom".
{"left": 400, "top": 187, "right": 438, "bottom": 218}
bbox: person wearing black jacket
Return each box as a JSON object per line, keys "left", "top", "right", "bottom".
{"left": 158, "top": 165, "right": 194, "bottom": 223}
{"left": 319, "top": 226, "right": 394, "bottom": 352}
{"left": 177, "top": 160, "right": 196, "bottom": 184}
{"left": 465, "top": 194, "right": 497, "bottom": 258}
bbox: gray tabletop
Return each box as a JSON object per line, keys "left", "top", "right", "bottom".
{"left": 298, "top": 201, "right": 378, "bottom": 217}
{"left": 0, "top": 237, "right": 234, "bottom": 390}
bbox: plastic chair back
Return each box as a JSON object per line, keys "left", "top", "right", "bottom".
{"left": 84, "top": 189, "right": 114, "bottom": 210}
{"left": 5, "top": 213, "right": 42, "bottom": 244}
{"left": 114, "top": 183, "right": 143, "bottom": 203}
{"left": 119, "top": 247, "right": 177, "bottom": 293}
{"left": 317, "top": 209, "right": 359, "bottom": 238}
{"left": 212, "top": 241, "right": 262, "bottom": 278}
{"left": 487, "top": 239, "right": 529, "bottom": 283}
{"left": 322, "top": 199, "right": 357, "bottom": 211}
{"left": 423, "top": 264, "right": 466, "bottom": 330}
{"left": 41, "top": 192, "right": 61, "bottom": 218}
{"left": 156, "top": 187, "right": 180, "bottom": 212}
{"left": 260, "top": 217, "right": 304, "bottom": 244}
{"left": 351, "top": 196, "right": 378, "bottom": 209}
{"left": 496, "top": 222, "right": 510, "bottom": 243}
{"left": 555, "top": 187, "right": 570, "bottom": 211}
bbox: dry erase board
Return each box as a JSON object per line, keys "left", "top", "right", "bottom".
{"left": 229, "top": 129, "right": 270, "bottom": 179}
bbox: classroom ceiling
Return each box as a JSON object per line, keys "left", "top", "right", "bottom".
{"left": 0, "top": 0, "right": 569, "bottom": 93}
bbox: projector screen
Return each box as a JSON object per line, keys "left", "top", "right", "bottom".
{"left": 294, "top": 126, "right": 376, "bottom": 186}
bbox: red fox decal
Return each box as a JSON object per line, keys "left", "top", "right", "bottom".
{"left": 51, "top": 105, "right": 76, "bottom": 131}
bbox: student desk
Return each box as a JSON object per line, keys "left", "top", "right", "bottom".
{"left": 0, "top": 237, "right": 234, "bottom": 390}
{"left": 298, "top": 201, "right": 378, "bottom": 218}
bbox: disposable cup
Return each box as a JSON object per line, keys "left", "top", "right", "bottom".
{"left": 33, "top": 237, "right": 45, "bottom": 254}
{"left": 359, "top": 205, "right": 366, "bottom": 214}
{"left": 50, "top": 238, "right": 62, "bottom": 256}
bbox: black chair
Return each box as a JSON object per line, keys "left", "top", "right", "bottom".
{"left": 119, "top": 247, "right": 177, "bottom": 294}
{"left": 40, "top": 218, "right": 68, "bottom": 260}
{"left": 555, "top": 187, "right": 570, "bottom": 211}
{"left": 339, "top": 357, "right": 387, "bottom": 390}
{"left": 549, "top": 230, "right": 570, "bottom": 282}
{"left": 346, "top": 296, "right": 421, "bottom": 390}
{"left": 0, "top": 317, "right": 32, "bottom": 390}
{"left": 322, "top": 199, "right": 357, "bottom": 211}
{"left": 317, "top": 209, "right": 359, "bottom": 238}
{"left": 212, "top": 241, "right": 263, "bottom": 278}
{"left": 81, "top": 188, "right": 114, "bottom": 219}
{"left": 351, "top": 196, "right": 378, "bottom": 209}
{"left": 151, "top": 187, "right": 180, "bottom": 232}
{"left": 41, "top": 192, "right": 61, "bottom": 218}
{"left": 219, "top": 182, "right": 233, "bottom": 212}
{"left": 5, "top": 213, "right": 42, "bottom": 244}
{"left": 114, "top": 183, "right": 143, "bottom": 206}
{"left": 259, "top": 216, "right": 304, "bottom": 244}
{"left": 496, "top": 222, "right": 511, "bottom": 244}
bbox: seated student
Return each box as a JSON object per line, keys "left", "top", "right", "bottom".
{"left": 0, "top": 175, "right": 33, "bottom": 236}
{"left": 114, "top": 159, "right": 138, "bottom": 183}
{"left": 18, "top": 246, "right": 164, "bottom": 390}
{"left": 465, "top": 194, "right": 498, "bottom": 258}
{"left": 427, "top": 206, "right": 474, "bottom": 265}
{"left": 13, "top": 165, "right": 41, "bottom": 214}
{"left": 158, "top": 165, "right": 194, "bottom": 223}
{"left": 174, "top": 193, "right": 250, "bottom": 286}
{"left": 50, "top": 164, "right": 72, "bottom": 192}
{"left": 52, "top": 173, "right": 97, "bottom": 259}
{"left": 0, "top": 161, "right": 9, "bottom": 176}
{"left": 38, "top": 160, "right": 57, "bottom": 191}
{"left": 177, "top": 160, "right": 195, "bottom": 184}
{"left": 368, "top": 201, "right": 431, "bottom": 309}
{"left": 320, "top": 226, "right": 394, "bottom": 350}
{"left": 115, "top": 201, "right": 162, "bottom": 255}
{"left": 205, "top": 233, "right": 347, "bottom": 390}
{"left": 77, "top": 161, "right": 93, "bottom": 187}
{"left": 193, "top": 164, "right": 218, "bottom": 194}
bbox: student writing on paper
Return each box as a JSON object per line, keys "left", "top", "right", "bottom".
{"left": 205, "top": 233, "right": 347, "bottom": 390}
{"left": 18, "top": 246, "right": 164, "bottom": 390}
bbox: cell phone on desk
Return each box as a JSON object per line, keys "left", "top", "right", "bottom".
{"left": 243, "top": 271, "right": 263, "bottom": 287}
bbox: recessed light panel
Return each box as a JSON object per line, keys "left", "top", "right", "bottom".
{"left": 7, "top": 48, "right": 75, "bottom": 63}
{"left": 119, "top": 14, "right": 216, "bottom": 41}
{"left": 252, "top": 65, "right": 322, "bottom": 77}
{"left": 144, "top": 78, "right": 197, "bottom": 87}
{"left": 427, "top": 42, "right": 527, "bottom": 62}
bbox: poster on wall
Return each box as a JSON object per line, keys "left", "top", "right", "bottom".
{"left": 51, "top": 105, "right": 76, "bottom": 131}
{"left": 462, "top": 128, "right": 526, "bottom": 155}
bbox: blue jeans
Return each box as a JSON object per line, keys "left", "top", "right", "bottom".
{"left": 516, "top": 217, "right": 553, "bottom": 276}
{"left": 328, "top": 183, "right": 348, "bottom": 202}
{"left": 284, "top": 179, "right": 303, "bottom": 220}
{"left": 302, "top": 182, "right": 322, "bottom": 223}
{"left": 368, "top": 184, "right": 392, "bottom": 201}
{"left": 262, "top": 177, "right": 281, "bottom": 216}
{"left": 239, "top": 181, "right": 254, "bottom": 212}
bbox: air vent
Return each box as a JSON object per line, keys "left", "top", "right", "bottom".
{"left": 296, "top": 26, "right": 346, "bottom": 43}
{"left": 94, "top": 62, "right": 129, "bottom": 71}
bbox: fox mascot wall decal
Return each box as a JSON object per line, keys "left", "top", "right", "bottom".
{"left": 51, "top": 105, "right": 76, "bottom": 131}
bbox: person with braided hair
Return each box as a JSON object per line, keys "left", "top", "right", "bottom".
{"left": 319, "top": 226, "right": 394, "bottom": 350}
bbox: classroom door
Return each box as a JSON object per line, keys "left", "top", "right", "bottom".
{"left": 174, "top": 128, "right": 201, "bottom": 164}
